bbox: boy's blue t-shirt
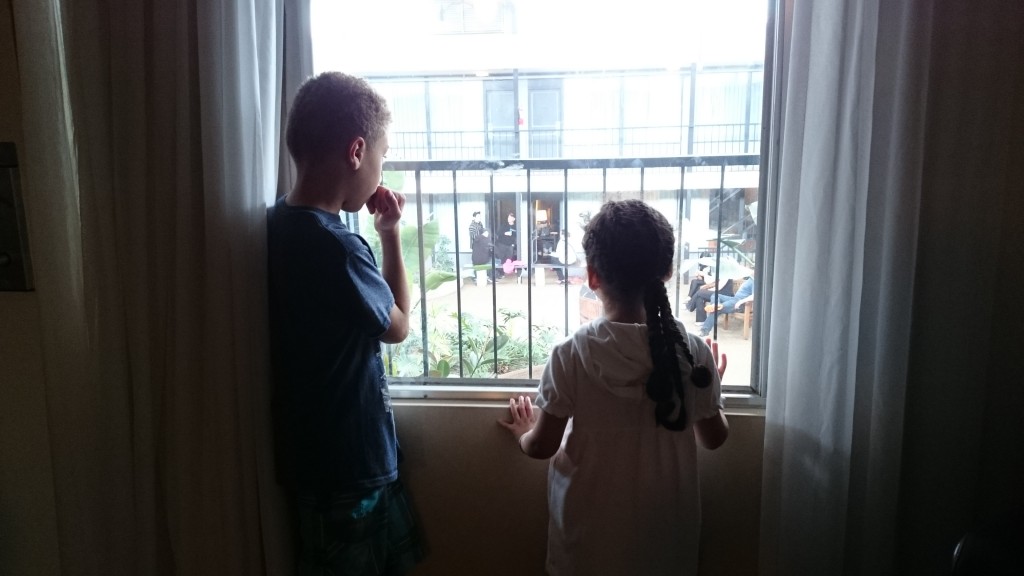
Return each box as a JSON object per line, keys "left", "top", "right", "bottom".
{"left": 267, "top": 196, "right": 398, "bottom": 492}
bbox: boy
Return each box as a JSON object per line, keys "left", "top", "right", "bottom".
{"left": 267, "top": 72, "right": 422, "bottom": 575}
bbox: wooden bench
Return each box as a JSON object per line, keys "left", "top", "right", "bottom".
{"left": 519, "top": 262, "right": 561, "bottom": 285}
{"left": 721, "top": 300, "right": 754, "bottom": 340}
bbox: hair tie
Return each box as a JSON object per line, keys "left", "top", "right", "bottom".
{"left": 691, "top": 365, "right": 712, "bottom": 389}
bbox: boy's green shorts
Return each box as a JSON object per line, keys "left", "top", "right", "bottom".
{"left": 293, "top": 479, "right": 426, "bottom": 576}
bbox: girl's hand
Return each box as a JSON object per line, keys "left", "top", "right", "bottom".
{"left": 367, "top": 186, "right": 405, "bottom": 233}
{"left": 705, "top": 337, "right": 728, "bottom": 380}
{"left": 498, "top": 395, "right": 537, "bottom": 441}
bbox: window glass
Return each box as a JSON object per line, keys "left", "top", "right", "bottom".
{"left": 373, "top": 81, "right": 428, "bottom": 159}
{"left": 312, "top": 0, "right": 769, "bottom": 394}
{"left": 485, "top": 82, "right": 516, "bottom": 158}
{"left": 429, "top": 79, "right": 486, "bottom": 159}
{"left": 563, "top": 77, "right": 620, "bottom": 157}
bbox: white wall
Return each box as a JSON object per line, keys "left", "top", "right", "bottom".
{"left": 395, "top": 404, "right": 764, "bottom": 576}
{"left": 0, "top": 7, "right": 763, "bottom": 573}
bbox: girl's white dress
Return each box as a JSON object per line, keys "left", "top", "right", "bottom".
{"left": 534, "top": 317, "right": 723, "bottom": 576}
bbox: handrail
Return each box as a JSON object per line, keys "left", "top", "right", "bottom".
{"left": 385, "top": 154, "right": 759, "bottom": 172}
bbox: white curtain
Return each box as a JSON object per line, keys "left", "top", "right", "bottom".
{"left": 760, "top": 0, "right": 1024, "bottom": 574}
{"left": 758, "top": 1, "right": 929, "bottom": 574}
{"left": 13, "top": 0, "right": 311, "bottom": 573}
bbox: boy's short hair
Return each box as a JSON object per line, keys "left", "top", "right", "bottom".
{"left": 286, "top": 72, "right": 392, "bottom": 167}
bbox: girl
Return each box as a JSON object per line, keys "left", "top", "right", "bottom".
{"left": 500, "top": 199, "right": 729, "bottom": 576}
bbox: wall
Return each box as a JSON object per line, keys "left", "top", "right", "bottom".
{"left": 0, "top": 1, "right": 62, "bottom": 574}
{"left": 4, "top": 2, "right": 1020, "bottom": 575}
{"left": 395, "top": 404, "right": 764, "bottom": 576}
{"left": 0, "top": 4, "right": 764, "bottom": 573}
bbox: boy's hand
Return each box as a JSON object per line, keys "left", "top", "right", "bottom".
{"left": 498, "top": 395, "right": 537, "bottom": 441}
{"left": 367, "top": 186, "right": 405, "bottom": 233}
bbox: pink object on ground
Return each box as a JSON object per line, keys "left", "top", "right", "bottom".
{"left": 502, "top": 259, "right": 525, "bottom": 274}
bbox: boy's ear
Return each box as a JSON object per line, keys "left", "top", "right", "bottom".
{"left": 587, "top": 266, "right": 601, "bottom": 289}
{"left": 347, "top": 137, "right": 366, "bottom": 169}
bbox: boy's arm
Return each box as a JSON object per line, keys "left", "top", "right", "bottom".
{"left": 378, "top": 227, "right": 410, "bottom": 343}
{"left": 369, "top": 187, "right": 411, "bottom": 344}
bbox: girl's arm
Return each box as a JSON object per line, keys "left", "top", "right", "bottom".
{"left": 498, "top": 395, "right": 569, "bottom": 459}
{"left": 695, "top": 337, "right": 729, "bottom": 449}
{"left": 695, "top": 410, "right": 729, "bottom": 450}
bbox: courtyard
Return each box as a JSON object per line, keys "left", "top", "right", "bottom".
{"left": 392, "top": 267, "right": 754, "bottom": 387}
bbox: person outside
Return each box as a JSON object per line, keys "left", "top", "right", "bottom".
{"left": 267, "top": 72, "right": 424, "bottom": 575}
{"left": 469, "top": 211, "right": 499, "bottom": 281}
{"left": 499, "top": 199, "right": 729, "bottom": 576}
{"left": 469, "top": 210, "right": 485, "bottom": 251}
{"left": 551, "top": 228, "right": 582, "bottom": 284}
{"left": 684, "top": 264, "right": 712, "bottom": 310}
{"left": 685, "top": 269, "right": 734, "bottom": 324}
{"left": 699, "top": 275, "right": 755, "bottom": 337}
{"left": 496, "top": 211, "right": 517, "bottom": 262}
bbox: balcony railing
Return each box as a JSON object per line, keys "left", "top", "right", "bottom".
{"left": 368, "top": 155, "right": 759, "bottom": 394}
{"left": 389, "top": 124, "right": 761, "bottom": 161}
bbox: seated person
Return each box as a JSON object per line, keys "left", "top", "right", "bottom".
{"left": 687, "top": 272, "right": 735, "bottom": 322}
{"left": 551, "top": 229, "right": 582, "bottom": 284}
{"left": 471, "top": 228, "right": 502, "bottom": 281}
{"left": 685, "top": 265, "right": 711, "bottom": 302}
{"left": 699, "top": 276, "right": 755, "bottom": 337}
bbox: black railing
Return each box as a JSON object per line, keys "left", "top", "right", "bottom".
{"left": 372, "top": 155, "right": 759, "bottom": 391}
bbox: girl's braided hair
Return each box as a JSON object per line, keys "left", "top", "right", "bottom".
{"left": 582, "top": 200, "right": 713, "bottom": 430}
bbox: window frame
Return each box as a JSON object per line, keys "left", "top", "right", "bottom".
{"left": 311, "top": 0, "right": 781, "bottom": 407}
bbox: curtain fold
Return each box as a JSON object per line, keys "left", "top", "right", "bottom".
{"left": 15, "top": 0, "right": 310, "bottom": 573}
{"left": 759, "top": 1, "right": 930, "bottom": 574}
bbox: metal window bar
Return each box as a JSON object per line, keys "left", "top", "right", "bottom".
{"left": 712, "top": 165, "right": 727, "bottom": 340}
{"left": 450, "top": 170, "right": 464, "bottom": 376}
{"left": 561, "top": 168, "right": 570, "bottom": 335}
{"left": 525, "top": 168, "right": 535, "bottom": 378}
{"left": 413, "top": 171, "right": 429, "bottom": 375}
{"left": 382, "top": 154, "right": 758, "bottom": 387}
{"left": 489, "top": 171, "right": 500, "bottom": 377}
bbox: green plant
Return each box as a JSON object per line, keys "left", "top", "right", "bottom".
{"left": 433, "top": 235, "right": 455, "bottom": 273}
{"left": 361, "top": 212, "right": 458, "bottom": 291}
{"left": 383, "top": 305, "right": 565, "bottom": 378}
{"left": 454, "top": 311, "right": 510, "bottom": 377}
{"left": 383, "top": 303, "right": 460, "bottom": 378}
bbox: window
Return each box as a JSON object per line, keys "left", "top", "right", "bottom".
{"left": 525, "top": 79, "right": 562, "bottom": 158}
{"left": 312, "top": 0, "right": 770, "bottom": 399}
{"left": 484, "top": 80, "right": 516, "bottom": 158}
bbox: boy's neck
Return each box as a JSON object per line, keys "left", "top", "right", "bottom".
{"left": 288, "top": 164, "right": 348, "bottom": 214}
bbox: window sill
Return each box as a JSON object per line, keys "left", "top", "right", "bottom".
{"left": 390, "top": 383, "right": 765, "bottom": 413}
